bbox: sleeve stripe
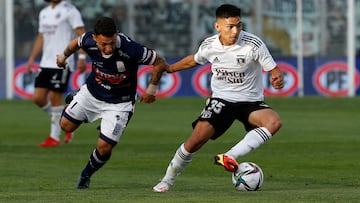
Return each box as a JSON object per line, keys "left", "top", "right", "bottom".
{"left": 78, "top": 33, "right": 85, "bottom": 47}
{"left": 142, "top": 48, "right": 156, "bottom": 65}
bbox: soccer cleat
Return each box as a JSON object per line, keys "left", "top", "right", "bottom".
{"left": 214, "top": 154, "right": 239, "bottom": 172}
{"left": 38, "top": 137, "right": 61, "bottom": 147}
{"left": 76, "top": 175, "right": 91, "bottom": 189}
{"left": 64, "top": 132, "right": 74, "bottom": 144}
{"left": 152, "top": 180, "right": 172, "bottom": 193}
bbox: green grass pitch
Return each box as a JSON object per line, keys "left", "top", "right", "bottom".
{"left": 0, "top": 97, "right": 359, "bottom": 203}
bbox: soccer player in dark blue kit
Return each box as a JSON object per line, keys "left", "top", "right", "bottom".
{"left": 56, "top": 16, "right": 168, "bottom": 189}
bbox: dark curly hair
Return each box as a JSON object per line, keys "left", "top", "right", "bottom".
{"left": 94, "top": 17, "right": 117, "bottom": 37}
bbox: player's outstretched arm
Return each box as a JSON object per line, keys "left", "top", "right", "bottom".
{"left": 139, "top": 55, "right": 169, "bottom": 103}
{"left": 56, "top": 38, "right": 81, "bottom": 68}
{"left": 168, "top": 54, "right": 198, "bottom": 73}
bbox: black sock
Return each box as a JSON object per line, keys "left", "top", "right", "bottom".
{"left": 81, "top": 148, "right": 111, "bottom": 177}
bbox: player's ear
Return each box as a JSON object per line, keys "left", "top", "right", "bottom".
{"left": 214, "top": 21, "right": 220, "bottom": 32}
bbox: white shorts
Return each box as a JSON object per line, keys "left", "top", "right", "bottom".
{"left": 65, "top": 85, "right": 135, "bottom": 143}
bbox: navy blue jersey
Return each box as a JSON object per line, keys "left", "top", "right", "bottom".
{"left": 79, "top": 31, "right": 156, "bottom": 103}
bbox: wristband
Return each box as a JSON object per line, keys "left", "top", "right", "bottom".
{"left": 78, "top": 54, "right": 86, "bottom": 60}
{"left": 145, "top": 84, "right": 158, "bottom": 95}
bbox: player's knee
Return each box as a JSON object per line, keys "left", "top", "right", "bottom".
{"left": 268, "top": 117, "right": 282, "bottom": 135}
{"left": 60, "top": 118, "right": 75, "bottom": 132}
{"left": 97, "top": 142, "right": 113, "bottom": 156}
{"left": 33, "top": 97, "right": 47, "bottom": 107}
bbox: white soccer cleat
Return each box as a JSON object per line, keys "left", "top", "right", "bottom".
{"left": 152, "top": 180, "right": 172, "bottom": 193}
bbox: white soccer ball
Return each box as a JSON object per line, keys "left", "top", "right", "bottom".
{"left": 231, "top": 162, "right": 264, "bottom": 191}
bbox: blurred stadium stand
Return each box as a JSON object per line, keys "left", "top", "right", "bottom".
{"left": 11, "top": 0, "right": 360, "bottom": 59}
{"left": 1, "top": 0, "right": 360, "bottom": 99}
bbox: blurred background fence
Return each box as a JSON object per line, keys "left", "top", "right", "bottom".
{"left": 1, "top": 0, "right": 360, "bottom": 99}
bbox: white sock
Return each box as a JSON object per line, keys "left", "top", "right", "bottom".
{"left": 49, "top": 105, "right": 64, "bottom": 141}
{"left": 226, "top": 127, "right": 272, "bottom": 159}
{"left": 41, "top": 102, "right": 52, "bottom": 115}
{"left": 162, "top": 143, "right": 194, "bottom": 185}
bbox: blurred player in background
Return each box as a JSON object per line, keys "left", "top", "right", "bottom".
{"left": 56, "top": 16, "right": 168, "bottom": 189}
{"left": 152, "top": 4, "right": 284, "bottom": 192}
{"left": 26, "top": 0, "right": 86, "bottom": 147}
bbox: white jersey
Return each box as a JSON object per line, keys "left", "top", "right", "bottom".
{"left": 194, "top": 31, "right": 277, "bottom": 102}
{"left": 38, "top": 1, "right": 84, "bottom": 71}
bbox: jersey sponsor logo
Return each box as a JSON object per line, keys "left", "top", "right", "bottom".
{"left": 313, "top": 61, "right": 360, "bottom": 96}
{"left": 137, "top": 65, "right": 180, "bottom": 97}
{"left": 215, "top": 68, "right": 245, "bottom": 84}
{"left": 263, "top": 62, "right": 298, "bottom": 96}
{"left": 94, "top": 67, "right": 127, "bottom": 84}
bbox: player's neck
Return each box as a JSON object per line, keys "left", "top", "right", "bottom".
{"left": 50, "top": 2, "right": 61, "bottom": 9}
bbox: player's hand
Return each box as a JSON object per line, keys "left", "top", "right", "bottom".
{"left": 139, "top": 93, "right": 156, "bottom": 103}
{"left": 26, "top": 58, "right": 35, "bottom": 73}
{"left": 270, "top": 67, "right": 284, "bottom": 89}
{"left": 270, "top": 75, "right": 284, "bottom": 89}
{"left": 56, "top": 53, "right": 68, "bottom": 68}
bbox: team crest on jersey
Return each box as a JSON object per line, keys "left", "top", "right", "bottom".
{"left": 55, "top": 12, "right": 61, "bottom": 19}
{"left": 116, "top": 61, "right": 126, "bottom": 72}
{"left": 236, "top": 55, "right": 246, "bottom": 65}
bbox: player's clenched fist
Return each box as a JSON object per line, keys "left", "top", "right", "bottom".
{"left": 270, "top": 67, "right": 284, "bottom": 89}
{"left": 56, "top": 53, "right": 67, "bottom": 68}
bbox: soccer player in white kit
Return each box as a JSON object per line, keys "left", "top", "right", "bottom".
{"left": 26, "top": 0, "right": 86, "bottom": 147}
{"left": 152, "top": 4, "right": 284, "bottom": 192}
{"left": 56, "top": 17, "right": 168, "bottom": 189}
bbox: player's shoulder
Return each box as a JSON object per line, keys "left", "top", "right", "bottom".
{"left": 79, "top": 31, "right": 96, "bottom": 47}
{"left": 117, "top": 32, "right": 144, "bottom": 49}
{"left": 199, "top": 35, "right": 218, "bottom": 50}
{"left": 40, "top": 4, "right": 52, "bottom": 14}
{"left": 118, "top": 32, "right": 133, "bottom": 43}
{"left": 239, "top": 31, "right": 264, "bottom": 48}
{"left": 59, "top": 1, "right": 79, "bottom": 11}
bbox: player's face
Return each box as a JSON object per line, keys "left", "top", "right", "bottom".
{"left": 215, "top": 16, "right": 242, "bottom": 46}
{"left": 93, "top": 34, "right": 117, "bottom": 57}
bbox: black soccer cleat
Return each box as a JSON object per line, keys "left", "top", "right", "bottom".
{"left": 76, "top": 175, "right": 91, "bottom": 189}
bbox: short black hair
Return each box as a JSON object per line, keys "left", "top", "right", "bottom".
{"left": 94, "top": 17, "right": 117, "bottom": 37}
{"left": 216, "top": 4, "right": 241, "bottom": 19}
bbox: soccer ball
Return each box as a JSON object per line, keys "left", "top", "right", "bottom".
{"left": 231, "top": 162, "right": 264, "bottom": 191}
